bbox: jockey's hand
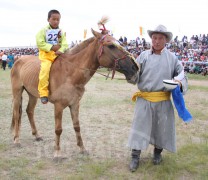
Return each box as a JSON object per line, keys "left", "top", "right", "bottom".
{"left": 55, "top": 51, "right": 63, "bottom": 55}
{"left": 51, "top": 45, "right": 61, "bottom": 52}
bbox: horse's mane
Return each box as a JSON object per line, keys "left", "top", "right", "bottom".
{"left": 67, "top": 37, "right": 95, "bottom": 55}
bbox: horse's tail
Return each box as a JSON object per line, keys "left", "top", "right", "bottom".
{"left": 10, "top": 59, "right": 24, "bottom": 134}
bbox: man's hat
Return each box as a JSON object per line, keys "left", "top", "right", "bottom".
{"left": 147, "top": 25, "right": 173, "bottom": 42}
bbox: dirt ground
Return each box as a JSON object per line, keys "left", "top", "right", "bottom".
{"left": 188, "top": 79, "right": 208, "bottom": 87}
{"left": 0, "top": 71, "right": 208, "bottom": 179}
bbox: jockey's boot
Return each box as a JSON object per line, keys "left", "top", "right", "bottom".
{"left": 153, "top": 147, "right": 163, "bottom": 165}
{"left": 129, "top": 149, "right": 141, "bottom": 172}
{"left": 41, "top": 96, "right": 48, "bottom": 104}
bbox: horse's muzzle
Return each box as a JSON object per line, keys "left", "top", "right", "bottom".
{"left": 127, "top": 71, "right": 139, "bottom": 84}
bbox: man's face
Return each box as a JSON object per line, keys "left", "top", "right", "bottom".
{"left": 48, "top": 13, "right": 61, "bottom": 29}
{"left": 151, "top": 33, "right": 167, "bottom": 51}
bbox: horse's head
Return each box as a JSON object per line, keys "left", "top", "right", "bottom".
{"left": 91, "top": 29, "right": 139, "bottom": 84}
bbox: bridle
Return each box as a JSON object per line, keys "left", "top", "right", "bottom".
{"left": 98, "top": 34, "right": 135, "bottom": 79}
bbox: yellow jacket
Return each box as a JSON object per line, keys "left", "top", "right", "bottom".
{"left": 36, "top": 24, "right": 68, "bottom": 53}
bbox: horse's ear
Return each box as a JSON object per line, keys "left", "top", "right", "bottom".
{"left": 91, "top": 28, "right": 102, "bottom": 39}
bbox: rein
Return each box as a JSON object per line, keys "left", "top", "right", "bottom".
{"left": 58, "top": 56, "right": 127, "bottom": 80}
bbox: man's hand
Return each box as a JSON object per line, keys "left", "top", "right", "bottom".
{"left": 55, "top": 51, "right": 63, "bottom": 55}
{"left": 51, "top": 45, "right": 61, "bottom": 52}
{"left": 174, "top": 79, "right": 182, "bottom": 87}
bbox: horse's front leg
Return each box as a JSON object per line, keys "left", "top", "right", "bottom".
{"left": 69, "top": 102, "right": 88, "bottom": 154}
{"left": 26, "top": 93, "right": 42, "bottom": 141}
{"left": 54, "top": 103, "right": 64, "bottom": 159}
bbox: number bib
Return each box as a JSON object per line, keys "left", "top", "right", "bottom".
{"left": 46, "top": 29, "right": 60, "bottom": 45}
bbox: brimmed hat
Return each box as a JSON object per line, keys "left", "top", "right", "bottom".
{"left": 147, "top": 25, "right": 173, "bottom": 42}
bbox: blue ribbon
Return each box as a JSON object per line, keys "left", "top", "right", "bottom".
{"left": 172, "top": 86, "right": 193, "bottom": 122}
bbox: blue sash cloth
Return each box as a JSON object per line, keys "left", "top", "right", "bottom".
{"left": 172, "top": 86, "right": 193, "bottom": 122}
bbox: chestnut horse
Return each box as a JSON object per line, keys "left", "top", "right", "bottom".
{"left": 10, "top": 29, "right": 139, "bottom": 158}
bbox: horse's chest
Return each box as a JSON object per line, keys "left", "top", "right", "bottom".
{"left": 50, "top": 83, "right": 85, "bottom": 105}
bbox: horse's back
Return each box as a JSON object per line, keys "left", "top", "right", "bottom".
{"left": 11, "top": 55, "right": 40, "bottom": 97}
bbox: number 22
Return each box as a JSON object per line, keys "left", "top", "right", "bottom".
{"left": 48, "top": 34, "right": 58, "bottom": 41}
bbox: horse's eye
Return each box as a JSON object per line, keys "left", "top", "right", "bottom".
{"left": 108, "top": 44, "right": 115, "bottom": 49}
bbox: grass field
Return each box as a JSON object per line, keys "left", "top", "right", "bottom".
{"left": 0, "top": 69, "right": 208, "bottom": 180}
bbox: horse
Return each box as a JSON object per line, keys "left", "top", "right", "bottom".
{"left": 10, "top": 28, "right": 139, "bottom": 159}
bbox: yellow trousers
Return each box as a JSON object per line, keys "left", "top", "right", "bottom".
{"left": 38, "top": 50, "right": 57, "bottom": 97}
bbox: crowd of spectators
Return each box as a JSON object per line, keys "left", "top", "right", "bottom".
{"left": 0, "top": 47, "right": 38, "bottom": 70}
{"left": 1, "top": 34, "right": 208, "bottom": 76}
{"left": 166, "top": 34, "right": 208, "bottom": 76}
{"left": 119, "top": 34, "right": 208, "bottom": 76}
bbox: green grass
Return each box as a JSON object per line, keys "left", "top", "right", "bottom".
{"left": 201, "top": 133, "right": 208, "bottom": 140}
{"left": 0, "top": 143, "right": 8, "bottom": 152}
{"left": 0, "top": 157, "right": 29, "bottom": 170}
{"left": 189, "top": 108, "right": 208, "bottom": 121}
{"left": 33, "top": 160, "right": 47, "bottom": 170}
{"left": 0, "top": 157, "right": 30, "bottom": 179}
{"left": 176, "top": 143, "right": 208, "bottom": 174}
{"left": 128, "top": 143, "right": 208, "bottom": 180}
{"left": 189, "top": 85, "right": 208, "bottom": 92}
{"left": 76, "top": 160, "right": 114, "bottom": 178}
{"left": 82, "top": 93, "right": 131, "bottom": 109}
{"left": 63, "top": 143, "right": 208, "bottom": 180}
{"left": 0, "top": 69, "right": 10, "bottom": 80}
{"left": 187, "top": 73, "right": 208, "bottom": 80}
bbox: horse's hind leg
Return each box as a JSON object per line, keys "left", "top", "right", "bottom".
{"left": 26, "top": 93, "right": 42, "bottom": 141}
{"left": 11, "top": 87, "right": 23, "bottom": 145}
{"left": 69, "top": 102, "right": 88, "bottom": 154}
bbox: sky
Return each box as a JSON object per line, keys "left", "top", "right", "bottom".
{"left": 0, "top": 0, "right": 208, "bottom": 47}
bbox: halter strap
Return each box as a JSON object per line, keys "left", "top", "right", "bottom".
{"left": 98, "top": 35, "right": 136, "bottom": 80}
{"left": 98, "top": 35, "right": 107, "bottom": 58}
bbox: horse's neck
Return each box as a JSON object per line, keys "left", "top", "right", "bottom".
{"left": 79, "top": 40, "right": 100, "bottom": 71}
{"left": 61, "top": 40, "right": 100, "bottom": 85}
{"left": 76, "top": 40, "right": 100, "bottom": 83}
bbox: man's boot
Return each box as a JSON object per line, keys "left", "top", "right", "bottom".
{"left": 129, "top": 149, "right": 141, "bottom": 172}
{"left": 153, "top": 147, "right": 163, "bottom": 165}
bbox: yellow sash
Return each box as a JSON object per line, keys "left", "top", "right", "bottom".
{"left": 132, "top": 91, "right": 171, "bottom": 102}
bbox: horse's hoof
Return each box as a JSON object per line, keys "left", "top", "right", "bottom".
{"left": 14, "top": 138, "right": 21, "bottom": 147}
{"left": 36, "top": 137, "right": 43, "bottom": 141}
